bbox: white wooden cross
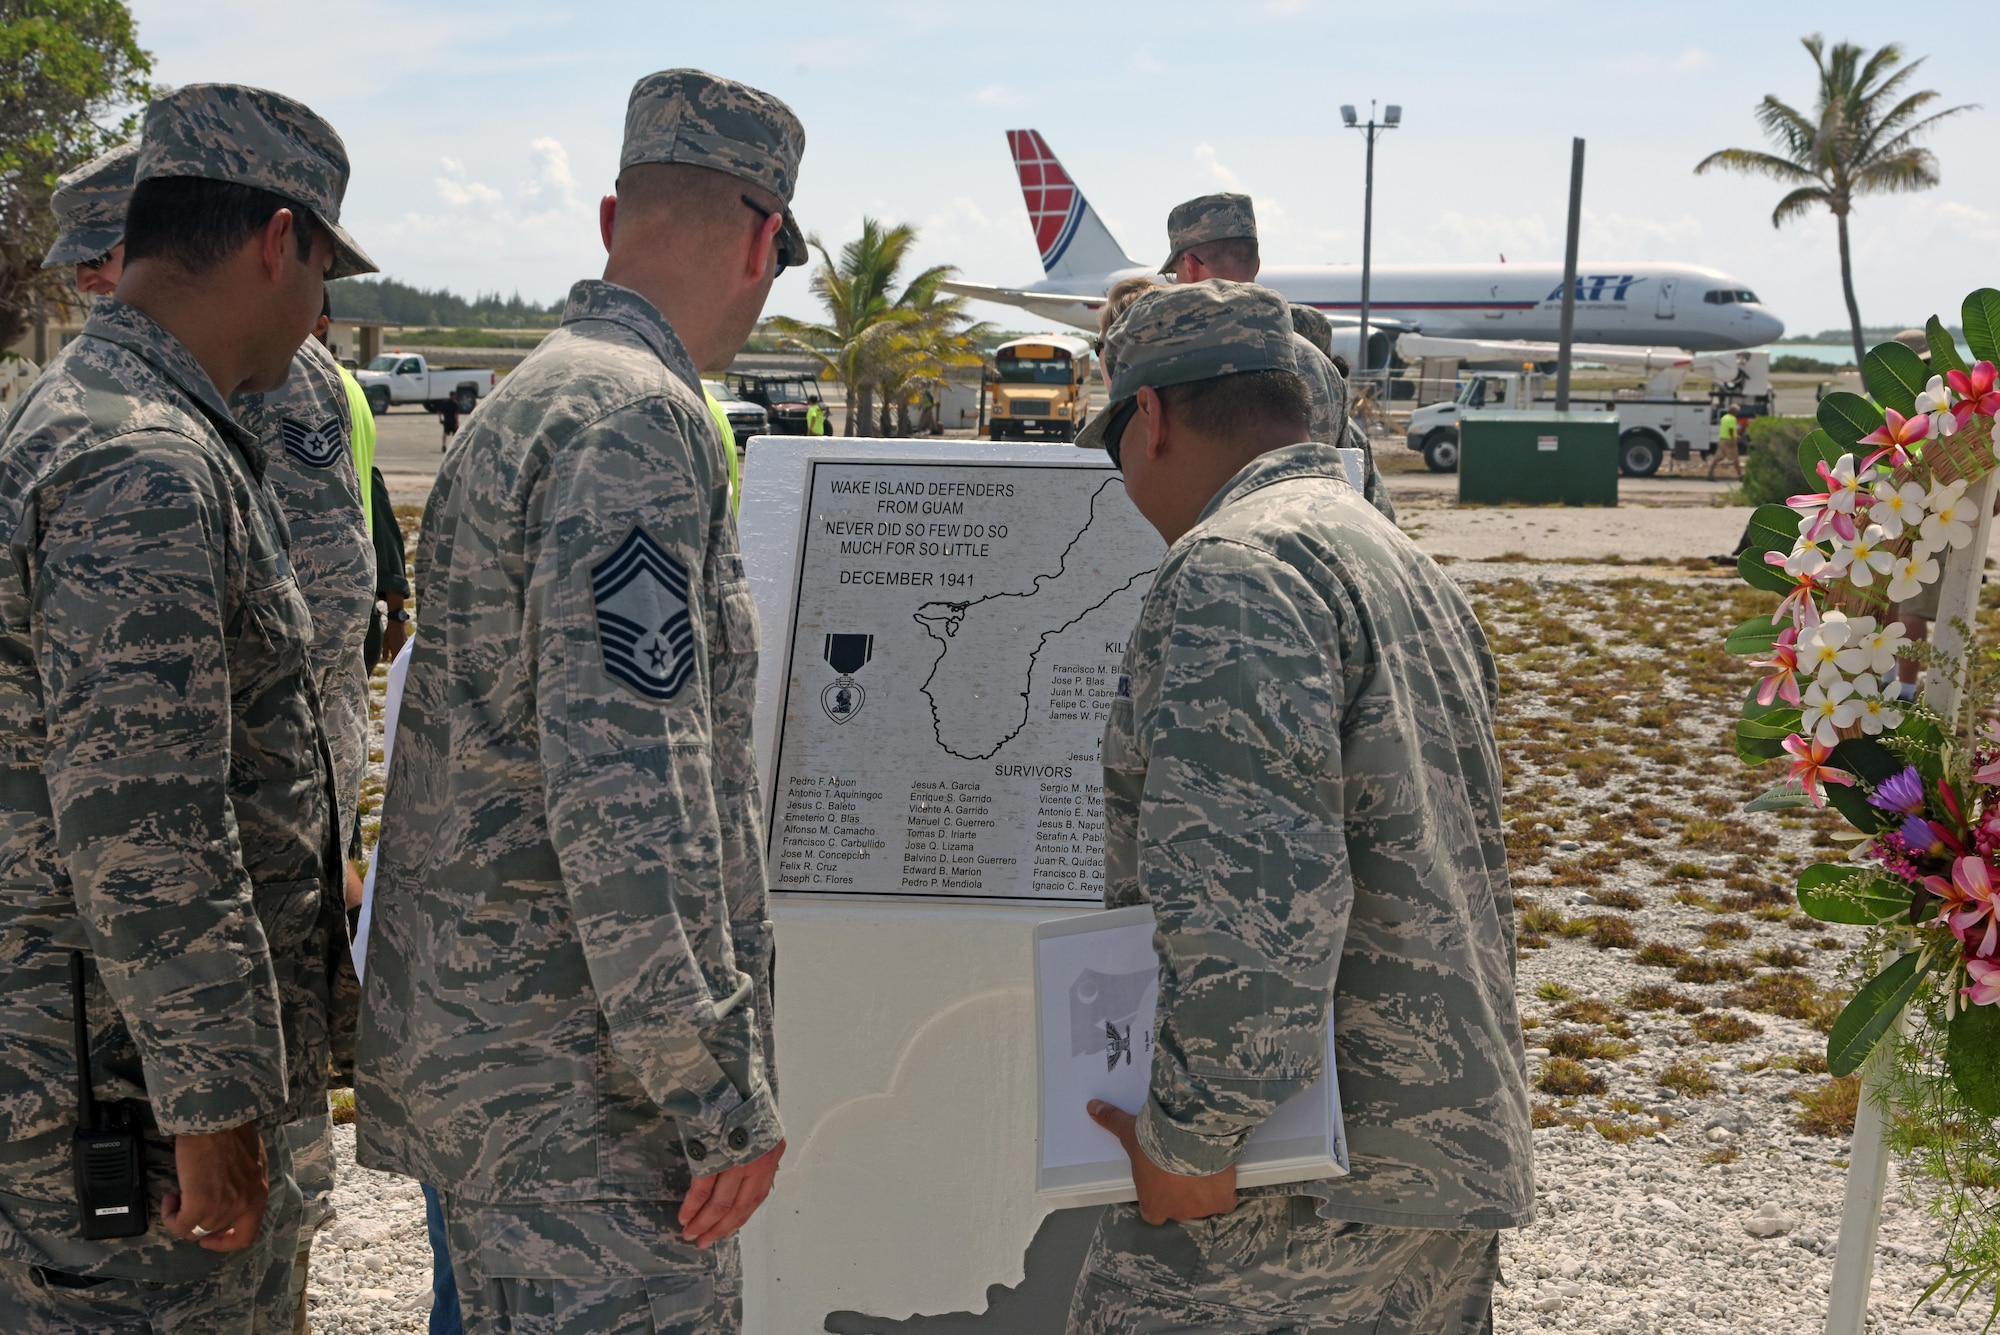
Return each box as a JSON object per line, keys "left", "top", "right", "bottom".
{"left": 1823, "top": 468, "right": 2000, "bottom": 1334}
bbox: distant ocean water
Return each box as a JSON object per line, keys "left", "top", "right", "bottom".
{"left": 1757, "top": 341, "right": 1976, "bottom": 367}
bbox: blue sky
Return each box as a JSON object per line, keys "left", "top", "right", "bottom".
{"left": 130, "top": 1, "right": 1994, "bottom": 339}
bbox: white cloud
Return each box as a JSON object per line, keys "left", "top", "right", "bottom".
{"left": 973, "top": 84, "right": 1021, "bottom": 107}
{"left": 1127, "top": 47, "right": 1166, "bottom": 77}
{"left": 521, "top": 137, "right": 581, "bottom": 211}
{"left": 1192, "top": 143, "right": 1242, "bottom": 192}
{"left": 1670, "top": 46, "right": 1712, "bottom": 74}
{"left": 435, "top": 176, "right": 502, "bottom": 208}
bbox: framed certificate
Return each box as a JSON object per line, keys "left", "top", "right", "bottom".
{"left": 1032, "top": 904, "right": 1349, "bottom": 1205}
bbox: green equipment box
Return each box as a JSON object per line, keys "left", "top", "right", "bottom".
{"left": 1457, "top": 410, "right": 1618, "bottom": 506}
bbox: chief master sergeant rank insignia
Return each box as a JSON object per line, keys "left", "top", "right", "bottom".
{"left": 591, "top": 526, "right": 695, "bottom": 699}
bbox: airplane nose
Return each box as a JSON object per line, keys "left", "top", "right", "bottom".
{"left": 1752, "top": 309, "right": 1785, "bottom": 345}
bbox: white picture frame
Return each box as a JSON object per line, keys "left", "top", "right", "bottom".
{"left": 1033, "top": 904, "right": 1349, "bottom": 1206}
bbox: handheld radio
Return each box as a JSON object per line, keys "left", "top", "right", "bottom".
{"left": 69, "top": 951, "right": 146, "bottom": 1239}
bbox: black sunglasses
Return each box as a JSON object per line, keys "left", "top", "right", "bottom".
{"left": 741, "top": 195, "right": 796, "bottom": 275}
{"left": 1101, "top": 397, "right": 1139, "bottom": 471}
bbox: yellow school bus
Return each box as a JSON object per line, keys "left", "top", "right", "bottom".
{"left": 988, "top": 334, "right": 1093, "bottom": 441}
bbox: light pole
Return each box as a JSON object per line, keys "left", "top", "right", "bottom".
{"left": 1341, "top": 101, "right": 1399, "bottom": 400}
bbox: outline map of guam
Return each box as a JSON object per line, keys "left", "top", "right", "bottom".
{"left": 913, "top": 477, "right": 1157, "bottom": 760}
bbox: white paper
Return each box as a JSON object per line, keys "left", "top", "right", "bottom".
{"left": 1034, "top": 905, "right": 1348, "bottom": 1204}
{"left": 352, "top": 639, "right": 413, "bottom": 981}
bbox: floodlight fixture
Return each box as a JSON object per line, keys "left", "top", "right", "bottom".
{"left": 1343, "top": 100, "right": 1402, "bottom": 388}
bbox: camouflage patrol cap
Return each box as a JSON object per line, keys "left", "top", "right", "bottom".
{"left": 1159, "top": 192, "right": 1256, "bottom": 274}
{"left": 1075, "top": 280, "right": 1297, "bottom": 451}
{"left": 136, "top": 84, "right": 377, "bottom": 280}
{"left": 42, "top": 141, "right": 139, "bottom": 268}
{"left": 1290, "top": 303, "right": 1334, "bottom": 357}
{"left": 620, "top": 69, "right": 807, "bottom": 270}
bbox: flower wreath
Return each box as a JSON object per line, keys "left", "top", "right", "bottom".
{"left": 1730, "top": 289, "right": 2000, "bottom": 1304}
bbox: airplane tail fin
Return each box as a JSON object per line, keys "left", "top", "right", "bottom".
{"left": 1006, "top": 130, "right": 1140, "bottom": 281}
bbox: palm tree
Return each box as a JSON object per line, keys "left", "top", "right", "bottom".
{"left": 1695, "top": 35, "right": 1975, "bottom": 370}
{"left": 767, "top": 219, "right": 976, "bottom": 437}
{"left": 871, "top": 271, "right": 991, "bottom": 436}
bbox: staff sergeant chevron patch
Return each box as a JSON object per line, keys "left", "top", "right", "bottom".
{"left": 591, "top": 526, "right": 695, "bottom": 700}
{"left": 280, "top": 415, "right": 346, "bottom": 468}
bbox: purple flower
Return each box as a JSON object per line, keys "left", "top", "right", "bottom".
{"left": 1902, "top": 813, "right": 1945, "bottom": 856}
{"left": 1871, "top": 766, "right": 1929, "bottom": 816}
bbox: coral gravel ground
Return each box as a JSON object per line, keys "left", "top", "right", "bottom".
{"left": 306, "top": 509, "right": 1992, "bottom": 1331}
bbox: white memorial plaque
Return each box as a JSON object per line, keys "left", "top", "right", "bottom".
{"left": 767, "top": 459, "right": 1161, "bottom": 904}
{"left": 1034, "top": 905, "right": 1349, "bottom": 1205}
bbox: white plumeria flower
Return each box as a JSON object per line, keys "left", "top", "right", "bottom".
{"left": 1831, "top": 614, "right": 1880, "bottom": 673}
{"left": 1829, "top": 525, "right": 1895, "bottom": 586}
{"left": 1922, "top": 478, "right": 1975, "bottom": 549}
{"left": 1783, "top": 537, "right": 1829, "bottom": 577}
{"left": 1916, "top": 374, "right": 1960, "bottom": 437}
{"left": 1849, "top": 674, "right": 1905, "bottom": 735}
{"left": 1869, "top": 479, "right": 1928, "bottom": 539}
{"left": 1886, "top": 545, "right": 1942, "bottom": 602}
{"left": 1801, "top": 613, "right": 1857, "bottom": 683}
{"left": 1825, "top": 454, "right": 1866, "bottom": 515}
{"left": 1802, "top": 677, "right": 1862, "bottom": 746}
{"left": 1853, "top": 619, "right": 1908, "bottom": 675}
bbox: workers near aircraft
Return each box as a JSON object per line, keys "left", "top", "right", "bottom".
{"left": 1710, "top": 405, "right": 1742, "bottom": 480}
{"left": 806, "top": 395, "right": 828, "bottom": 435}
{"left": 41, "top": 136, "right": 378, "bottom": 1335}
{"left": 0, "top": 83, "right": 371, "bottom": 1332}
{"left": 1069, "top": 280, "right": 1532, "bottom": 1333}
{"left": 1159, "top": 193, "right": 1395, "bottom": 521}
{"left": 354, "top": 68, "right": 799, "bottom": 1330}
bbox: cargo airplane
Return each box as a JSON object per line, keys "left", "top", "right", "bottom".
{"left": 939, "top": 130, "right": 1785, "bottom": 357}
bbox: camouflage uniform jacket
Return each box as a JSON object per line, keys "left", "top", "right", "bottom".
{"left": 233, "top": 336, "right": 375, "bottom": 856}
{"left": 1103, "top": 441, "right": 1531, "bottom": 1230}
{"left": 1288, "top": 326, "right": 1394, "bottom": 523}
{"left": 355, "top": 280, "right": 781, "bottom": 1206}
{"left": 0, "top": 300, "right": 340, "bottom": 1268}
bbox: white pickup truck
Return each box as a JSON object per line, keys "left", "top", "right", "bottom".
{"left": 354, "top": 354, "right": 497, "bottom": 416}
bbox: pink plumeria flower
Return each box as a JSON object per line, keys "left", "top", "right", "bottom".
{"left": 1859, "top": 408, "right": 1931, "bottom": 471}
{"left": 1789, "top": 455, "right": 1865, "bottom": 543}
{"left": 1750, "top": 625, "right": 1804, "bottom": 707}
{"left": 1947, "top": 361, "right": 2000, "bottom": 426}
{"left": 1781, "top": 732, "right": 1854, "bottom": 806}
{"left": 1949, "top": 856, "right": 2000, "bottom": 959}
{"left": 1869, "top": 479, "right": 1928, "bottom": 540}
{"left": 1972, "top": 755, "right": 2000, "bottom": 786}
{"left": 1964, "top": 957, "right": 2000, "bottom": 1007}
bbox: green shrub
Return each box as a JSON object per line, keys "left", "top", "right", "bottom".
{"left": 1741, "top": 415, "right": 1818, "bottom": 507}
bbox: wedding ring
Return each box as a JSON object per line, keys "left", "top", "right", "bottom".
{"left": 190, "top": 1225, "right": 212, "bottom": 1238}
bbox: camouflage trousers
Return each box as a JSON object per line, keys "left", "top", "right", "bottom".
{"left": 0, "top": 1126, "right": 302, "bottom": 1334}
{"left": 259, "top": 1113, "right": 337, "bottom": 1335}
{"left": 439, "top": 1195, "right": 740, "bottom": 1335}
{"left": 1067, "top": 1197, "right": 1498, "bottom": 1335}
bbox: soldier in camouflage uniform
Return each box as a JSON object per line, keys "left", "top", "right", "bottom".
{"left": 0, "top": 83, "right": 373, "bottom": 1333}
{"left": 1068, "top": 281, "right": 1531, "bottom": 1333}
{"left": 42, "top": 130, "right": 379, "bottom": 1335}
{"left": 354, "top": 68, "right": 803, "bottom": 1334}
{"left": 1160, "top": 193, "right": 1395, "bottom": 522}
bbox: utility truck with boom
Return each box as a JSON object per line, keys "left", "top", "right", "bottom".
{"left": 1399, "top": 334, "right": 1772, "bottom": 476}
